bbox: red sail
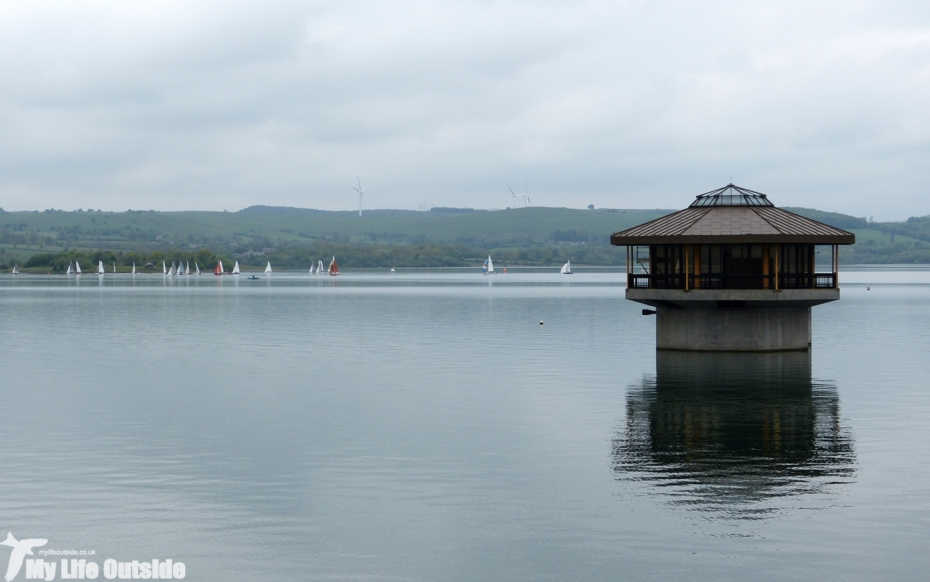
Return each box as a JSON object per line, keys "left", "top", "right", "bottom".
{"left": 214, "top": 261, "right": 223, "bottom": 276}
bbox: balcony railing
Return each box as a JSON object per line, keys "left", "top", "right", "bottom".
{"left": 627, "top": 273, "right": 837, "bottom": 290}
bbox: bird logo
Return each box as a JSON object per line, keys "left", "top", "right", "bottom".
{"left": 0, "top": 533, "right": 47, "bottom": 582}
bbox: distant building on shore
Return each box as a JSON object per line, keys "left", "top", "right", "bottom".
{"left": 610, "top": 184, "right": 855, "bottom": 352}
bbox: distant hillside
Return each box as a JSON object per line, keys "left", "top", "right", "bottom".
{"left": 782, "top": 207, "right": 868, "bottom": 230}
{"left": 1, "top": 205, "right": 929, "bottom": 267}
{"left": 0, "top": 206, "right": 671, "bottom": 255}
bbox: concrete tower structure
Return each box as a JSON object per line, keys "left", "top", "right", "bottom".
{"left": 611, "top": 185, "right": 855, "bottom": 352}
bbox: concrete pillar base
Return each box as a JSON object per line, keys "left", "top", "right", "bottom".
{"left": 655, "top": 306, "right": 811, "bottom": 352}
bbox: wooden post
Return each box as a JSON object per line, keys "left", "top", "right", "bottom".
{"left": 763, "top": 244, "right": 770, "bottom": 289}
{"left": 774, "top": 244, "right": 779, "bottom": 290}
{"left": 684, "top": 245, "right": 689, "bottom": 290}
{"left": 693, "top": 245, "right": 700, "bottom": 289}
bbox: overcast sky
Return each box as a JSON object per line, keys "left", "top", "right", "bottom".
{"left": 1, "top": 1, "right": 928, "bottom": 219}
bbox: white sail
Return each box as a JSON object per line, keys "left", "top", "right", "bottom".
{"left": 186, "top": 262, "right": 191, "bottom": 275}
{"left": 483, "top": 255, "right": 494, "bottom": 274}
{"left": 179, "top": 262, "right": 185, "bottom": 276}
{"left": 75, "top": 261, "right": 82, "bottom": 274}
{"left": 560, "top": 260, "right": 572, "bottom": 275}
{"left": 318, "top": 260, "right": 324, "bottom": 274}
{"left": 112, "top": 262, "right": 117, "bottom": 274}
{"left": 218, "top": 260, "right": 224, "bottom": 274}
{"left": 97, "top": 260, "right": 105, "bottom": 275}
{"left": 12, "top": 264, "right": 19, "bottom": 275}
{"left": 390, "top": 266, "right": 395, "bottom": 273}
{"left": 66, "top": 262, "right": 74, "bottom": 275}
{"left": 232, "top": 261, "right": 240, "bottom": 275}
{"left": 132, "top": 262, "right": 136, "bottom": 274}
{"left": 162, "top": 261, "right": 167, "bottom": 275}
{"left": 170, "top": 262, "right": 176, "bottom": 276}
{"left": 195, "top": 262, "right": 201, "bottom": 275}
{"left": 265, "top": 261, "right": 272, "bottom": 274}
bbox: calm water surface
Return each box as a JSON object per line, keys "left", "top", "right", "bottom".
{"left": 0, "top": 269, "right": 928, "bottom": 581}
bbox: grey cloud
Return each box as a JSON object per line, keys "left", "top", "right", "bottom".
{"left": 0, "top": 1, "right": 928, "bottom": 219}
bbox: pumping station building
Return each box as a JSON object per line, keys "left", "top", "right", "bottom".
{"left": 611, "top": 184, "right": 855, "bottom": 352}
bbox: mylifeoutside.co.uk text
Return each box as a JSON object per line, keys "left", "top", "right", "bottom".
{"left": 38, "top": 550, "right": 96, "bottom": 557}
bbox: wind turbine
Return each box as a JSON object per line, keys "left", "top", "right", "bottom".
{"left": 507, "top": 180, "right": 530, "bottom": 208}
{"left": 350, "top": 177, "right": 366, "bottom": 216}
{"left": 508, "top": 184, "right": 518, "bottom": 208}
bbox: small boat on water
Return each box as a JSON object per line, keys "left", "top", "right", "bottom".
{"left": 265, "top": 261, "right": 272, "bottom": 274}
{"left": 483, "top": 255, "right": 495, "bottom": 275}
{"left": 112, "top": 261, "right": 117, "bottom": 274}
{"left": 96, "top": 261, "right": 105, "bottom": 275}
{"left": 328, "top": 256, "right": 339, "bottom": 276}
{"left": 232, "top": 261, "right": 240, "bottom": 275}
{"left": 11, "top": 264, "right": 19, "bottom": 275}
{"left": 247, "top": 275, "right": 260, "bottom": 280}
{"left": 195, "top": 262, "right": 201, "bottom": 275}
{"left": 75, "top": 261, "right": 82, "bottom": 275}
{"left": 132, "top": 262, "right": 136, "bottom": 275}
{"left": 560, "top": 260, "right": 573, "bottom": 275}
{"left": 318, "top": 260, "right": 325, "bottom": 274}
{"left": 214, "top": 261, "right": 224, "bottom": 276}
{"left": 162, "top": 261, "right": 167, "bottom": 275}
{"left": 66, "top": 262, "right": 74, "bottom": 275}
{"left": 390, "top": 266, "right": 395, "bottom": 273}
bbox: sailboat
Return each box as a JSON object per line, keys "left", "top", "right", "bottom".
{"left": 96, "top": 260, "right": 105, "bottom": 275}
{"left": 186, "top": 261, "right": 191, "bottom": 276}
{"left": 328, "top": 256, "right": 339, "bottom": 276}
{"left": 560, "top": 260, "right": 573, "bottom": 275}
{"left": 66, "top": 262, "right": 74, "bottom": 275}
{"left": 265, "top": 261, "right": 272, "bottom": 274}
{"left": 318, "top": 260, "right": 324, "bottom": 274}
{"left": 169, "top": 261, "right": 177, "bottom": 276}
{"left": 162, "top": 261, "right": 167, "bottom": 275}
{"left": 112, "top": 262, "right": 117, "bottom": 274}
{"left": 231, "top": 261, "right": 240, "bottom": 275}
{"left": 195, "top": 262, "right": 201, "bottom": 275}
{"left": 131, "top": 262, "right": 136, "bottom": 275}
{"left": 390, "top": 266, "right": 395, "bottom": 273}
{"left": 483, "top": 255, "right": 495, "bottom": 275}
{"left": 75, "top": 261, "right": 82, "bottom": 275}
{"left": 11, "top": 263, "right": 19, "bottom": 275}
{"left": 309, "top": 263, "right": 315, "bottom": 275}
{"left": 214, "top": 261, "right": 224, "bottom": 276}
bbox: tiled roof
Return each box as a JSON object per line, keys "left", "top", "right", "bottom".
{"left": 610, "top": 204, "right": 855, "bottom": 245}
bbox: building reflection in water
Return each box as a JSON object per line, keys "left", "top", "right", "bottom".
{"left": 612, "top": 351, "right": 856, "bottom": 518}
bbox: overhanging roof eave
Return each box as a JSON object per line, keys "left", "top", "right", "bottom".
{"left": 610, "top": 234, "right": 856, "bottom": 245}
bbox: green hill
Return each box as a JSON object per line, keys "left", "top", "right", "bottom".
{"left": 2, "top": 205, "right": 929, "bottom": 269}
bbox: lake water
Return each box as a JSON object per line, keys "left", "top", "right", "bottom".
{"left": 0, "top": 269, "right": 928, "bottom": 581}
